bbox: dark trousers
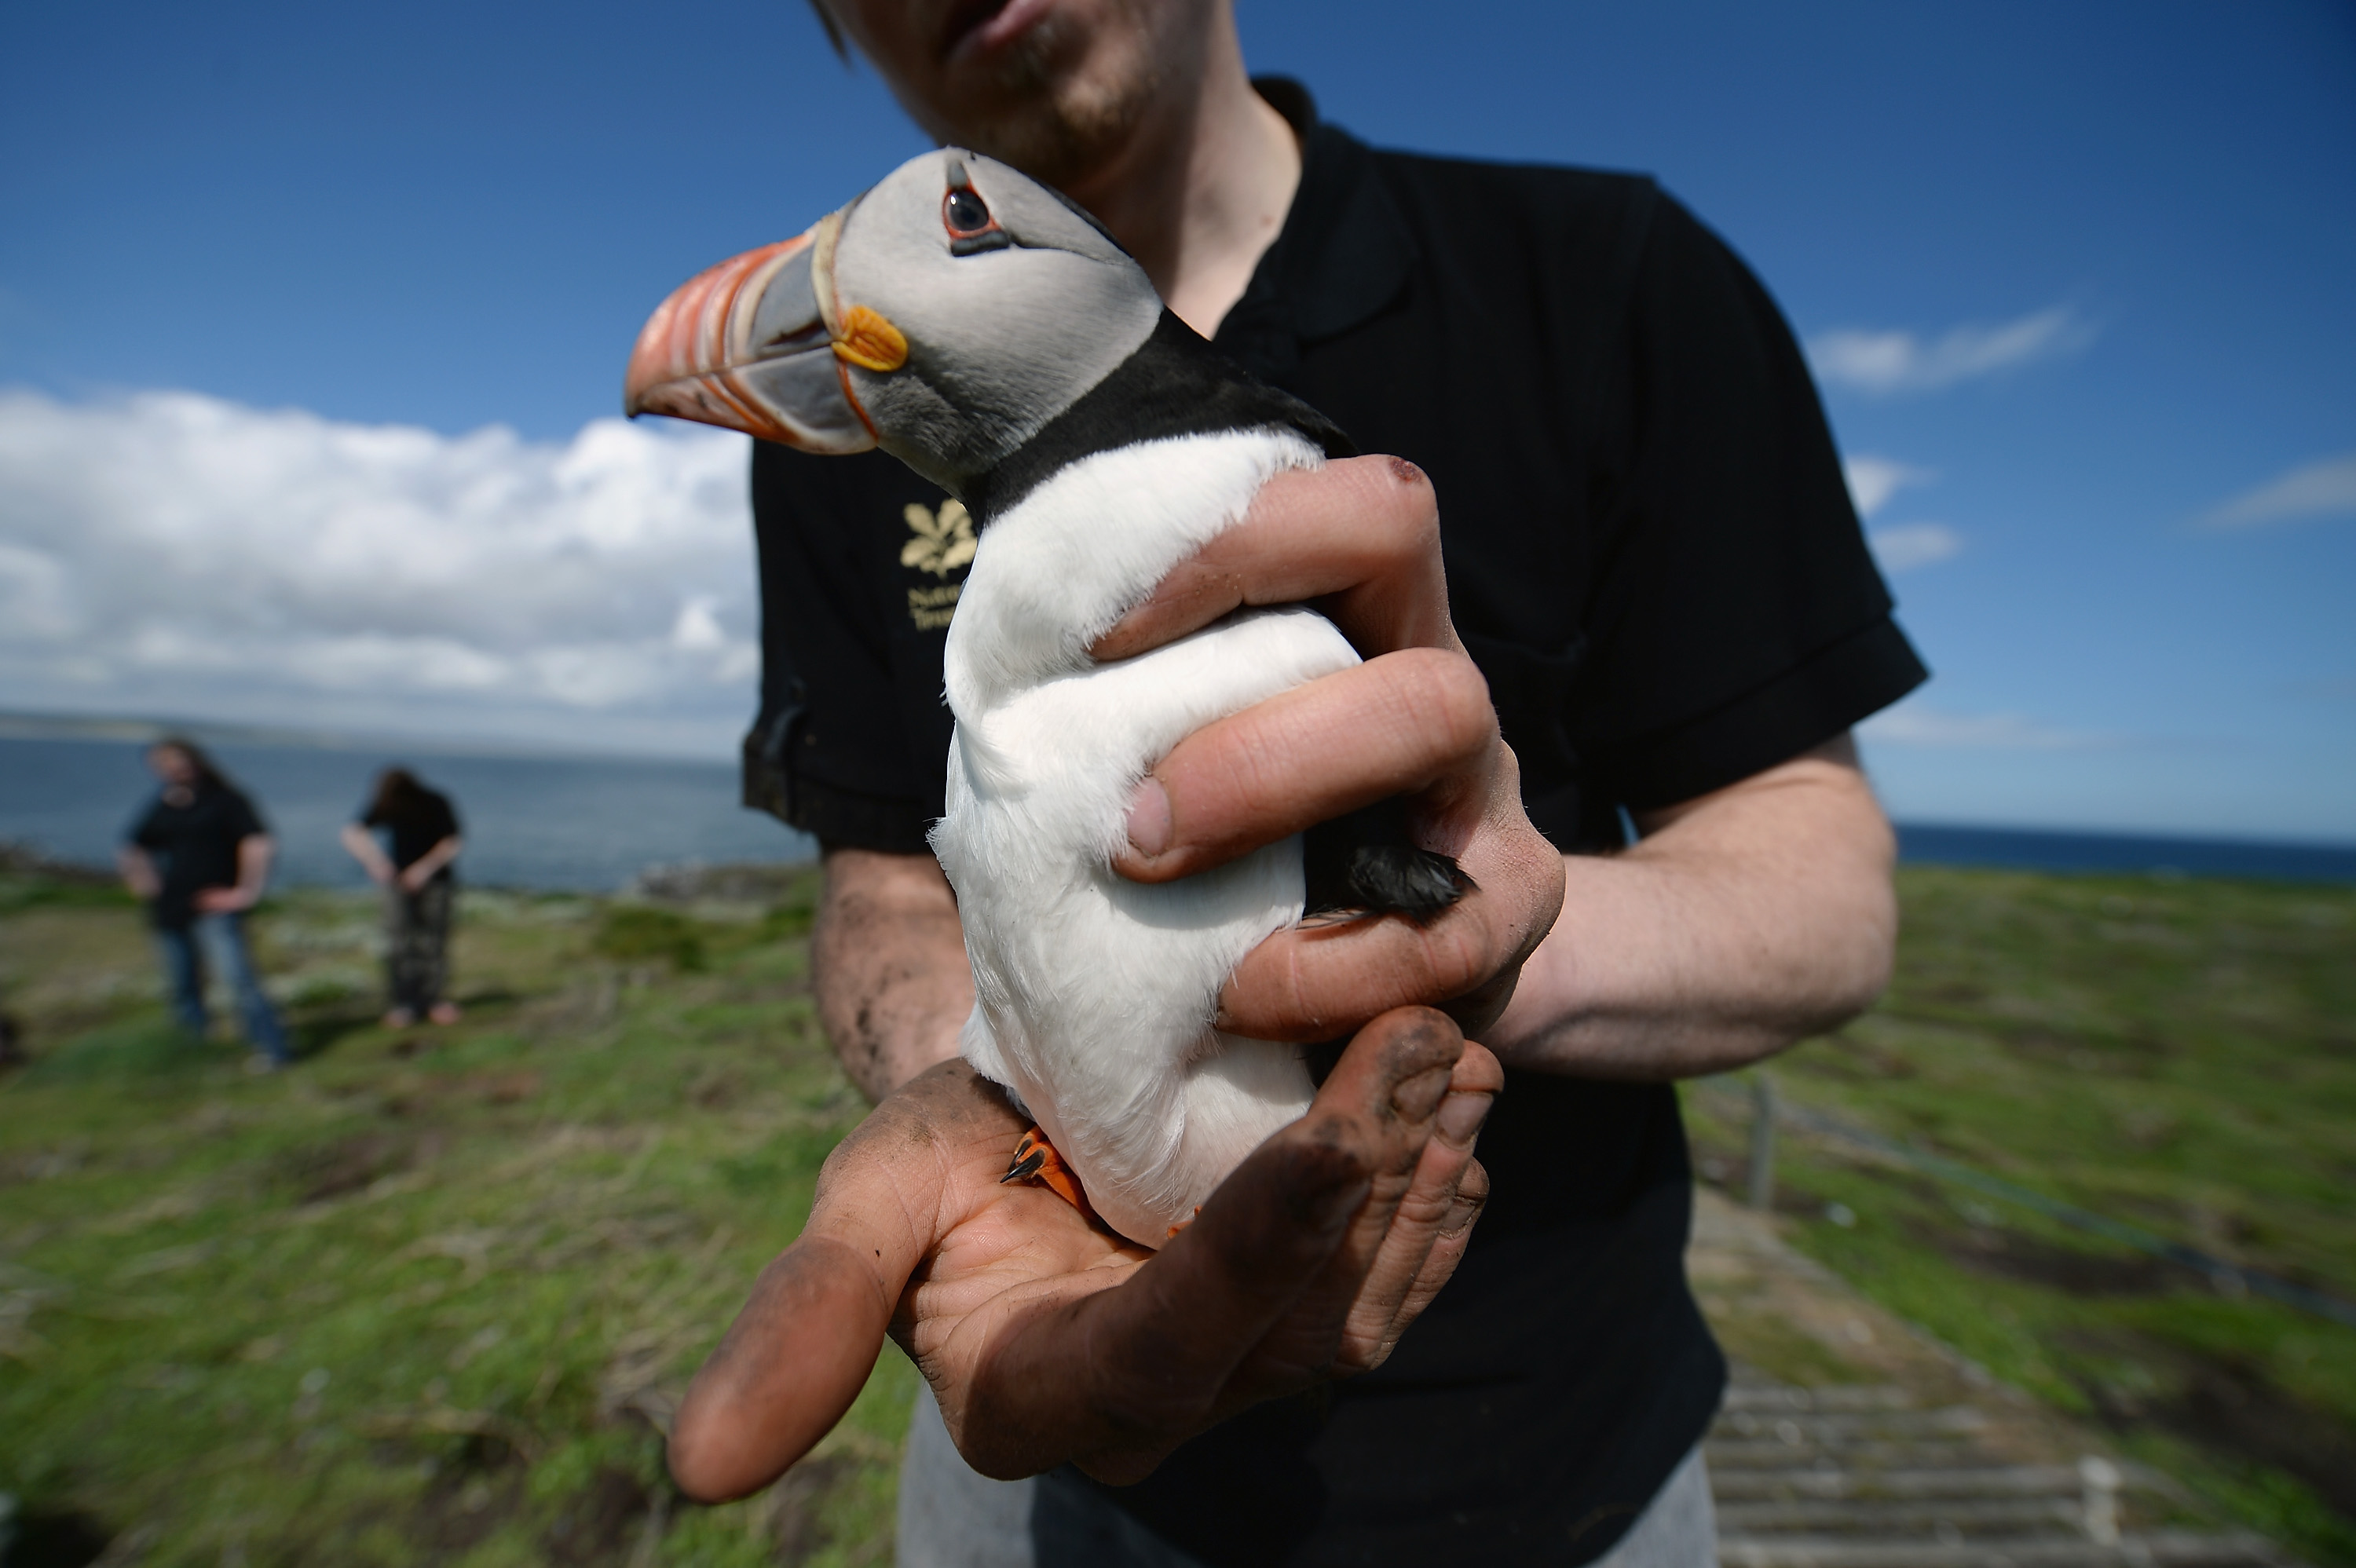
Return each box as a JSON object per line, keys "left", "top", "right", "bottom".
{"left": 385, "top": 879, "right": 455, "bottom": 1014}
{"left": 153, "top": 913, "right": 291, "bottom": 1063}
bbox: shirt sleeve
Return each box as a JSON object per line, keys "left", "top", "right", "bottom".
{"left": 129, "top": 801, "right": 165, "bottom": 849}
{"left": 223, "top": 790, "right": 268, "bottom": 841}
{"left": 1571, "top": 192, "right": 1927, "bottom": 810}
{"left": 747, "top": 441, "right": 964, "bottom": 854}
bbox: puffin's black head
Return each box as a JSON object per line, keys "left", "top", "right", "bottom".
{"left": 624, "top": 148, "right": 1162, "bottom": 493}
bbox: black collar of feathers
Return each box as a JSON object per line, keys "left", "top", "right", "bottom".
{"left": 960, "top": 311, "right": 1356, "bottom": 528}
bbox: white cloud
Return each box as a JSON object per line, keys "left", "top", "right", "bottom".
{"left": 1868, "top": 522, "right": 1963, "bottom": 574}
{"left": 2201, "top": 450, "right": 2356, "bottom": 528}
{"left": 1842, "top": 455, "right": 1933, "bottom": 521}
{"left": 0, "top": 387, "right": 763, "bottom": 754}
{"left": 1808, "top": 305, "right": 2092, "bottom": 396}
{"left": 1861, "top": 704, "right": 2106, "bottom": 750}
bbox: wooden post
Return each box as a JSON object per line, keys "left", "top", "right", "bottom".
{"left": 1747, "top": 1070, "right": 1777, "bottom": 1212}
{"left": 2079, "top": 1456, "right": 2121, "bottom": 1544}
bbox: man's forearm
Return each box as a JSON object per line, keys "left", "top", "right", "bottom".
{"left": 812, "top": 848, "right": 975, "bottom": 1102}
{"left": 1484, "top": 736, "right": 1897, "bottom": 1080}
{"left": 407, "top": 835, "right": 462, "bottom": 885}
{"left": 341, "top": 824, "right": 393, "bottom": 882}
{"left": 235, "top": 836, "right": 275, "bottom": 901}
{"left": 117, "top": 846, "right": 159, "bottom": 901}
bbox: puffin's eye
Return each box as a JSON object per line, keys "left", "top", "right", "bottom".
{"left": 945, "top": 188, "right": 992, "bottom": 236}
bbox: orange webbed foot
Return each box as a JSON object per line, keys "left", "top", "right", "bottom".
{"left": 1002, "top": 1125, "right": 1095, "bottom": 1221}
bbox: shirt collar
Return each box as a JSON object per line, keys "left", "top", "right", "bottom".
{"left": 1213, "top": 79, "right": 1419, "bottom": 386}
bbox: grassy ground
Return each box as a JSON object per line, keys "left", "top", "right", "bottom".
{"left": 1, "top": 864, "right": 911, "bottom": 1566}
{"left": 1686, "top": 867, "right": 2356, "bottom": 1566}
{"left": 4, "top": 861, "right": 2352, "bottom": 1565}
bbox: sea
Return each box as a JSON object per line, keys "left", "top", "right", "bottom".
{"left": 3, "top": 732, "right": 2352, "bottom": 891}
{"left": 0, "top": 733, "right": 814, "bottom": 892}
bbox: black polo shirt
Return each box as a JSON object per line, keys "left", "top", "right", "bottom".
{"left": 746, "top": 86, "right": 1926, "bottom": 1566}
{"left": 128, "top": 780, "right": 269, "bottom": 930}
{"left": 358, "top": 785, "right": 463, "bottom": 882}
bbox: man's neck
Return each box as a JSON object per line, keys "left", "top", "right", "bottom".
{"left": 1056, "top": 27, "right": 1300, "bottom": 339}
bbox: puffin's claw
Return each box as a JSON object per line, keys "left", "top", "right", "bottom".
{"left": 1002, "top": 1126, "right": 1094, "bottom": 1221}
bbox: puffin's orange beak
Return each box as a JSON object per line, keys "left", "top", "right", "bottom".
{"left": 623, "top": 219, "right": 890, "bottom": 453}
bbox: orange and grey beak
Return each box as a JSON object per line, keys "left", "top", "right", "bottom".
{"left": 623, "top": 216, "right": 907, "bottom": 452}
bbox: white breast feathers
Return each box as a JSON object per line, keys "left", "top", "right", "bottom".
{"left": 927, "top": 428, "right": 1357, "bottom": 1248}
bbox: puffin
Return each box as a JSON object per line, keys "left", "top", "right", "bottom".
{"left": 624, "top": 148, "right": 1464, "bottom": 1248}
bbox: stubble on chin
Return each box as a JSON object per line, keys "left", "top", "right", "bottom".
{"left": 945, "top": 3, "right": 1166, "bottom": 192}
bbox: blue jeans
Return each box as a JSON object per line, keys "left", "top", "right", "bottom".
{"left": 155, "top": 913, "right": 291, "bottom": 1063}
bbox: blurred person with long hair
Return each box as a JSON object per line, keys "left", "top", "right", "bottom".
{"left": 118, "top": 738, "right": 293, "bottom": 1070}
{"left": 340, "top": 767, "right": 464, "bottom": 1028}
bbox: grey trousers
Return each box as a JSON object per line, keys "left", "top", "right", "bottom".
{"left": 384, "top": 878, "right": 452, "bottom": 1014}
{"left": 894, "top": 1383, "right": 1717, "bottom": 1568}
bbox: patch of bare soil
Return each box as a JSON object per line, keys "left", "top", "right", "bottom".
{"left": 280, "top": 1130, "right": 435, "bottom": 1204}
{"left": 411, "top": 1431, "right": 529, "bottom": 1556}
{"left": 540, "top": 1464, "right": 655, "bottom": 1566}
{"left": 763, "top": 1454, "right": 859, "bottom": 1566}
{"left": 1945, "top": 1227, "right": 2182, "bottom": 1296}
{"left": 1998, "top": 1024, "right": 2175, "bottom": 1073}
{"left": 2072, "top": 1329, "right": 2356, "bottom": 1525}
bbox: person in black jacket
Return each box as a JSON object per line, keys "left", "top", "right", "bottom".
{"left": 119, "top": 738, "right": 292, "bottom": 1070}
{"left": 340, "top": 768, "right": 464, "bottom": 1028}
{"left": 669, "top": 5, "right": 1927, "bottom": 1565}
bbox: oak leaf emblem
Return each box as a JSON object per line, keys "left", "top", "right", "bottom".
{"left": 901, "top": 500, "right": 976, "bottom": 578}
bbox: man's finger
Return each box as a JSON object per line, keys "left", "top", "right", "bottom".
{"left": 1223, "top": 1011, "right": 1476, "bottom": 1395}
{"left": 953, "top": 1129, "right": 1369, "bottom": 1482}
{"left": 1088, "top": 455, "right": 1452, "bottom": 663}
{"left": 670, "top": 1062, "right": 1008, "bottom": 1500}
{"left": 1333, "top": 1042, "right": 1502, "bottom": 1370}
{"left": 948, "top": 1007, "right": 1468, "bottom": 1482}
{"left": 1217, "top": 887, "right": 1516, "bottom": 1042}
{"left": 1114, "top": 650, "right": 1496, "bottom": 884}
{"left": 667, "top": 1235, "right": 900, "bottom": 1501}
{"left": 1216, "top": 801, "right": 1564, "bottom": 1042}
{"left": 1385, "top": 1147, "right": 1491, "bottom": 1341}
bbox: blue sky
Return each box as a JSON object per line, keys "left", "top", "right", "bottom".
{"left": 2, "top": 1, "right": 2352, "bottom": 839}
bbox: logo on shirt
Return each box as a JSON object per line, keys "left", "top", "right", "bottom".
{"left": 902, "top": 499, "right": 974, "bottom": 630}
{"left": 902, "top": 500, "right": 975, "bottom": 578}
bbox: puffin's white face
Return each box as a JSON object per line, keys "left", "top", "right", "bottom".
{"left": 624, "top": 148, "right": 1162, "bottom": 492}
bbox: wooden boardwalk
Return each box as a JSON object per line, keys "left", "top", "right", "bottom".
{"left": 1687, "top": 1190, "right": 2294, "bottom": 1567}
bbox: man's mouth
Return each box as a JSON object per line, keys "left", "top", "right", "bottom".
{"left": 940, "top": 0, "right": 1052, "bottom": 63}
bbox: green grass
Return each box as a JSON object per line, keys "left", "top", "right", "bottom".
{"left": 1, "top": 868, "right": 909, "bottom": 1566}
{"left": 1687, "top": 866, "right": 2356, "bottom": 1566}
{"left": 5, "top": 861, "right": 2353, "bottom": 1564}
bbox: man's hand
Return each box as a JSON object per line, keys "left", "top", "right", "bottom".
{"left": 339, "top": 823, "right": 396, "bottom": 886}
{"left": 193, "top": 834, "right": 275, "bottom": 916}
{"left": 398, "top": 834, "right": 462, "bottom": 894}
{"left": 668, "top": 1006, "right": 1498, "bottom": 1500}
{"left": 116, "top": 846, "right": 161, "bottom": 902}
{"left": 1096, "top": 455, "right": 1566, "bottom": 1042}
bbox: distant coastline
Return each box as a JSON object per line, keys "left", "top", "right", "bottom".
{"left": 0, "top": 730, "right": 810, "bottom": 892}
{"left": 4, "top": 722, "right": 2351, "bottom": 888}
{"left": 1893, "top": 821, "right": 2356, "bottom": 884}
{"left": 0, "top": 707, "right": 724, "bottom": 766}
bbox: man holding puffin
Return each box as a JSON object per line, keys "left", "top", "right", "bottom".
{"left": 664, "top": 2, "right": 1926, "bottom": 1563}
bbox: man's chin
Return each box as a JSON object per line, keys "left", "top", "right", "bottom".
{"left": 923, "top": 5, "right": 1163, "bottom": 193}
